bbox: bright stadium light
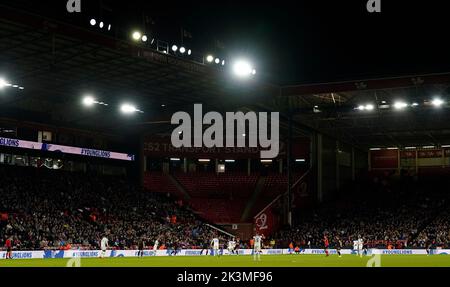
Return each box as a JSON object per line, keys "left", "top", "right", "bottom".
{"left": 222, "top": 60, "right": 225, "bottom": 66}
{"left": 172, "top": 45, "right": 178, "bottom": 52}
{"left": 232, "top": 60, "right": 254, "bottom": 78}
{"left": 99, "top": 22, "right": 104, "bottom": 28}
{"left": 179, "top": 47, "right": 186, "bottom": 54}
{"left": 252, "top": 69, "right": 256, "bottom": 75}
{"left": 187, "top": 49, "right": 192, "bottom": 55}
{"left": 422, "top": 145, "right": 435, "bottom": 149}
{"left": 120, "top": 103, "right": 142, "bottom": 114}
{"left": 365, "top": 104, "right": 375, "bottom": 111}
{"left": 356, "top": 105, "right": 365, "bottom": 111}
{"left": 141, "top": 35, "right": 148, "bottom": 42}
{"left": 432, "top": 98, "right": 444, "bottom": 107}
{"left": 90, "top": 19, "right": 96, "bottom": 26}
{"left": 108, "top": 24, "right": 112, "bottom": 31}
{"left": 206, "top": 55, "right": 214, "bottom": 63}
{"left": 120, "top": 103, "right": 137, "bottom": 114}
{"left": 411, "top": 102, "right": 419, "bottom": 107}
{"left": 215, "top": 58, "right": 220, "bottom": 64}
{"left": 393, "top": 101, "right": 408, "bottom": 110}
{"left": 0, "top": 78, "right": 8, "bottom": 89}
{"left": 132, "top": 31, "right": 142, "bottom": 41}
{"left": 82, "top": 96, "right": 96, "bottom": 107}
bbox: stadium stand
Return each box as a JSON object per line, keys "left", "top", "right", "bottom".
{"left": 274, "top": 170, "right": 450, "bottom": 249}
{"left": 0, "top": 166, "right": 224, "bottom": 251}
{"left": 143, "top": 172, "right": 185, "bottom": 199}
{"left": 172, "top": 172, "right": 258, "bottom": 223}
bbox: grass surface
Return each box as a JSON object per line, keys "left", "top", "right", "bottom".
{"left": 0, "top": 255, "right": 449, "bottom": 267}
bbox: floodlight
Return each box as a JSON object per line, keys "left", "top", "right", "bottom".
{"left": 215, "top": 58, "right": 220, "bottom": 64}
{"left": 206, "top": 55, "right": 214, "bottom": 63}
{"left": 82, "top": 96, "right": 96, "bottom": 107}
{"left": 432, "top": 98, "right": 444, "bottom": 107}
{"left": 393, "top": 101, "right": 408, "bottom": 110}
{"left": 120, "top": 103, "right": 138, "bottom": 114}
{"left": 365, "top": 104, "right": 375, "bottom": 111}
{"left": 232, "top": 60, "right": 253, "bottom": 77}
{"left": 179, "top": 47, "right": 186, "bottom": 54}
{"left": 0, "top": 78, "right": 8, "bottom": 89}
{"left": 172, "top": 45, "right": 178, "bottom": 52}
{"left": 357, "top": 105, "right": 365, "bottom": 111}
{"left": 90, "top": 19, "right": 96, "bottom": 26}
{"left": 99, "top": 22, "right": 104, "bottom": 28}
{"left": 142, "top": 35, "right": 148, "bottom": 42}
{"left": 132, "top": 31, "right": 142, "bottom": 41}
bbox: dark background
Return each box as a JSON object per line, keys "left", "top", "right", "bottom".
{"left": 2, "top": 0, "right": 450, "bottom": 85}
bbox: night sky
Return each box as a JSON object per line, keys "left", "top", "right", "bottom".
{"left": 3, "top": 0, "right": 450, "bottom": 85}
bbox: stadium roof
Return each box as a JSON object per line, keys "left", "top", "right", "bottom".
{"left": 281, "top": 74, "right": 450, "bottom": 148}
{"left": 2, "top": 5, "right": 450, "bottom": 150}
{"left": 0, "top": 6, "right": 278, "bottom": 138}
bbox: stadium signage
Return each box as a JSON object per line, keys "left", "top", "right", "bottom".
{"left": 1, "top": 249, "right": 449, "bottom": 260}
{"left": 171, "top": 104, "right": 280, "bottom": 158}
{"left": 0, "top": 136, "right": 134, "bottom": 161}
{"left": 0, "top": 137, "right": 19, "bottom": 147}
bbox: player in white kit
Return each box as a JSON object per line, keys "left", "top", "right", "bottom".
{"left": 353, "top": 239, "right": 359, "bottom": 256}
{"left": 153, "top": 239, "right": 159, "bottom": 255}
{"left": 211, "top": 237, "right": 220, "bottom": 257}
{"left": 100, "top": 236, "right": 108, "bottom": 258}
{"left": 358, "top": 237, "right": 364, "bottom": 257}
{"left": 227, "top": 238, "right": 237, "bottom": 255}
{"left": 253, "top": 233, "right": 264, "bottom": 261}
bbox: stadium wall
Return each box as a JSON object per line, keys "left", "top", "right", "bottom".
{"left": 1, "top": 249, "right": 449, "bottom": 260}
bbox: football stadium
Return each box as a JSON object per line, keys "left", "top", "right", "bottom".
{"left": 1, "top": 1, "right": 450, "bottom": 269}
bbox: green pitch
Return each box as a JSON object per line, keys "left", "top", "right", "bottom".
{"left": 0, "top": 255, "right": 449, "bottom": 267}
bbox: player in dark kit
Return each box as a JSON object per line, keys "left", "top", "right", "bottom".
{"left": 201, "top": 240, "right": 209, "bottom": 255}
{"left": 137, "top": 238, "right": 145, "bottom": 258}
{"left": 336, "top": 237, "right": 343, "bottom": 257}
{"left": 323, "top": 236, "right": 330, "bottom": 257}
{"left": 426, "top": 240, "right": 435, "bottom": 256}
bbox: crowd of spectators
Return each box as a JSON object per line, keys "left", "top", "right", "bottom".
{"left": 275, "top": 170, "right": 450, "bottom": 249}
{"left": 2, "top": 165, "right": 449, "bottom": 251}
{"left": 0, "top": 166, "right": 221, "bottom": 251}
